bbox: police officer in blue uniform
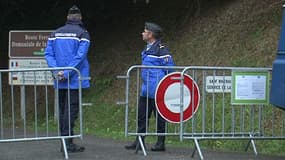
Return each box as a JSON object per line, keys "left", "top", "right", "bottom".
{"left": 125, "top": 22, "right": 175, "bottom": 151}
{"left": 45, "top": 5, "right": 90, "bottom": 153}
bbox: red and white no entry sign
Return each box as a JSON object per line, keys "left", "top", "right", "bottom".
{"left": 155, "top": 72, "right": 200, "bottom": 123}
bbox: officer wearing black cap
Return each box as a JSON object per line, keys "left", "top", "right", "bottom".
{"left": 144, "top": 22, "right": 162, "bottom": 40}
{"left": 125, "top": 22, "right": 175, "bottom": 151}
{"left": 45, "top": 5, "right": 90, "bottom": 153}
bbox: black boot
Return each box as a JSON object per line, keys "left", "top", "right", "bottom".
{"left": 125, "top": 136, "right": 145, "bottom": 150}
{"left": 61, "top": 138, "right": 85, "bottom": 153}
{"left": 151, "top": 136, "right": 165, "bottom": 151}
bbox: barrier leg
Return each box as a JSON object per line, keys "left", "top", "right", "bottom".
{"left": 135, "top": 136, "right": 147, "bottom": 156}
{"left": 193, "top": 139, "right": 204, "bottom": 160}
{"left": 61, "top": 138, "right": 69, "bottom": 159}
{"left": 251, "top": 139, "right": 258, "bottom": 156}
{"left": 191, "top": 145, "right": 197, "bottom": 158}
{"left": 245, "top": 135, "right": 258, "bottom": 156}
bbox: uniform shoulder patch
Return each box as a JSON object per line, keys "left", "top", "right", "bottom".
{"left": 164, "top": 57, "right": 169, "bottom": 63}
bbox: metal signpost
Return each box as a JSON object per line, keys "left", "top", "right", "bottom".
{"left": 8, "top": 30, "right": 53, "bottom": 119}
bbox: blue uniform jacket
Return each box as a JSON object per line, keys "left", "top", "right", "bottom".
{"left": 45, "top": 20, "right": 90, "bottom": 89}
{"left": 141, "top": 39, "right": 175, "bottom": 98}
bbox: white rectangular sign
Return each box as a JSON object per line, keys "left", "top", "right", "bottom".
{"left": 9, "top": 59, "right": 53, "bottom": 85}
{"left": 206, "top": 76, "right": 231, "bottom": 93}
{"left": 235, "top": 75, "right": 266, "bottom": 100}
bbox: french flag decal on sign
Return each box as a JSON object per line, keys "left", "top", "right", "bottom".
{"left": 11, "top": 61, "right": 18, "bottom": 68}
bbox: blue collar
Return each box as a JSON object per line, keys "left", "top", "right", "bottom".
{"left": 146, "top": 39, "right": 161, "bottom": 51}
{"left": 66, "top": 20, "right": 84, "bottom": 26}
{"left": 142, "top": 39, "right": 162, "bottom": 56}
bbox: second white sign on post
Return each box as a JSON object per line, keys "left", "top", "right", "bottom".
{"left": 9, "top": 59, "right": 53, "bottom": 85}
{"left": 206, "top": 76, "right": 231, "bottom": 93}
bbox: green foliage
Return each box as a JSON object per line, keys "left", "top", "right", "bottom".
{"left": 84, "top": 77, "right": 113, "bottom": 101}
{"left": 82, "top": 103, "right": 125, "bottom": 140}
{"left": 82, "top": 76, "right": 124, "bottom": 139}
{"left": 250, "top": 28, "right": 264, "bottom": 41}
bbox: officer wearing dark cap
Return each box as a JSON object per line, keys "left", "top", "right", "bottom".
{"left": 45, "top": 5, "right": 90, "bottom": 153}
{"left": 125, "top": 22, "right": 175, "bottom": 151}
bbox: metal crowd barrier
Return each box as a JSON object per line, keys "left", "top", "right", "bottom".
{"left": 179, "top": 66, "right": 284, "bottom": 159}
{"left": 117, "top": 65, "right": 285, "bottom": 159}
{"left": 0, "top": 67, "right": 85, "bottom": 159}
{"left": 117, "top": 65, "right": 189, "bottom": 156}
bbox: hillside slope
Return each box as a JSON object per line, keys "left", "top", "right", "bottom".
{"left": 89, "top": 0, "right": 283, "bottom": 103}
{"left": 171, "top": 0, "right": 282, "bottom": 67}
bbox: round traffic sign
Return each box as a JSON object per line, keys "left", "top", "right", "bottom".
{"left": 155, "top": 72, "right": 200, "bottom": 123}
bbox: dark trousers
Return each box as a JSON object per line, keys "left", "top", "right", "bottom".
{"left": 58, "top": 89, "right": 79, "bottom": 136}
{"left": 137, "top": 96, "right": 166, "bottom": 134}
